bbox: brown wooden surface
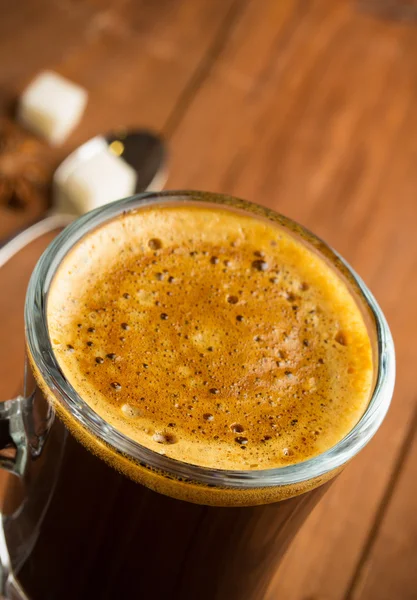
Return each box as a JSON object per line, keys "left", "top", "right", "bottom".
{"left": 0, "top": 0, "right": 416, "bottom": 598}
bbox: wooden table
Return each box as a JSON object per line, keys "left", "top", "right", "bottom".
{"left": 1, "top": 1, "right": 417, "bottom": 598}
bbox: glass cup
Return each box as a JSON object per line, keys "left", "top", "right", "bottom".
{"left": 0, "top": 191, "right": 395, "bottom": 600}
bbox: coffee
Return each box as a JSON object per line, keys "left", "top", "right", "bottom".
{"left": 47, "top": 205, "right": 373, "bottom": 482}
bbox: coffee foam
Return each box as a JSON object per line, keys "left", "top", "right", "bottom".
{"left": 45, "top": 204, "right": 373, "bottom": 501}
{"left": 29, "top": 345, "right": 343, "bottom": 507}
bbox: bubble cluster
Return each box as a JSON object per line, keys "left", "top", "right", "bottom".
{"left": 48, "top": 204, "right": 374, "bottom": 472}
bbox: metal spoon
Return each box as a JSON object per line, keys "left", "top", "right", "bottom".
{"left": 53, "top": 129, "right": 167, "bottom": 211}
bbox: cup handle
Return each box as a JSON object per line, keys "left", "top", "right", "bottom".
{"left": 0, "top": 215, "right": 74, "bottom": 600}
{"left": 0, "top": 400, "right": 38, "bottom": 599}
{"left": 0, "top": 398, "right": 30, "bottom": 599}
{"left": 0, "top": 397, "right": 29, "bottom": 479}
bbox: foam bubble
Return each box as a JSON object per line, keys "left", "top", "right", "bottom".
{"left": 153, "top": 432, "right": 178, "bottom": 445}
{"left": 335, "top": 331, "right": 347, "bottom": 345}
{"left": 230, "top": 423, "right": 244, "bottom": 433}
{"left": 252, "top": 259, "right": 268, "bottom": 271}
{"left": 121, "top": 404, "right": 141, "bottom": 418}
{"left": 148, "top": 238, "right": 162, "bottom": 250}
{"left": 235, "top": 436, "right": 248, "bottom": 445}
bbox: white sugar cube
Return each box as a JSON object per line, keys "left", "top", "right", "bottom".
{"left": 53, "top": 136, "right": 108, "bottom": 209}
{"left": 18, "top": 71, "right": 88, "bottom": 145}
{"left": 56, "top": 148, "right": 137, "bottom": 215}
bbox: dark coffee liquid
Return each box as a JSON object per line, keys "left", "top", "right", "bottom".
{"left": 14, "top": 414, "right": 328, "bottom": 600}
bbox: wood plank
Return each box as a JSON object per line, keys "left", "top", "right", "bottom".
{"left": 350, "top": 410, "right": 417, "bottom": 600}
{"left": 166, "top": 1, "right": 417, "bottom": 598}
{"left": 0, "top": 0, "right": 242, "bottom": 239}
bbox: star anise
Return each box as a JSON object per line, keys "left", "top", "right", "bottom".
{"left": 0, "top": 119, "right": 50, "bottom": 210}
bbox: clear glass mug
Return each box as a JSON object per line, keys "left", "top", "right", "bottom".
{"left": 0, "top": 191, "right": 395, "bottom": 600}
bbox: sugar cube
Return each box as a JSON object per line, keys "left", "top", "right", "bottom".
{"left": 18, "top": 71, "right": 88, "bottom": 145}
{"left": 56, "top": 147, "right": 137, "bottom": 215}
{"left": 53, "top": 136, "right": 107, "bottom": 209}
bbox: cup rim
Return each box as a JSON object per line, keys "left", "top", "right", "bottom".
{"left": 25, "top": 190, "right": 396, "bottom": 489}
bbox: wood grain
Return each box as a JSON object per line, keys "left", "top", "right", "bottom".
{"left": 1, "top": 0, "right": 417, "bottom": 599}
{"left": 351, "top": 408, "right": 417, "bottom": 600}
